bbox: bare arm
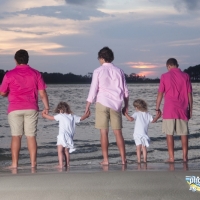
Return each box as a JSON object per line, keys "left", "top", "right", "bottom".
{"left": 0, "top": 92, "right": 8, "bottom": 97}
{"left": 85, "top": 101, "right": 91, "bottom": 114}
{"left": 122, "top": 96, "right": 129, "bottom": 115}
{"left": 151, "top": 110, "right": 162, "bottom": 123}
{"left": 39, "top": 89, "right": 49, "bottom": 114}
{"left": 42, "top": 112, "right": 55, "bottom": 120}
{"left": 81, "top": 110, "right": 90, "bottom": 121}
{"left": 125, "top": 112, "right": 134, "bottom": 121}
{"left": 188, "top": 92, "right": 193, "bottom": 119}
{"left": 156, "top": 92, "right": 163, "bottom": 113}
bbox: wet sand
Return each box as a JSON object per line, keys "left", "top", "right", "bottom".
{"left": 0, "top": 163, "right": 200, "bottom": 200}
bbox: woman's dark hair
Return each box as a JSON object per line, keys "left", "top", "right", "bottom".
{"left": 98, "top": 47, "right": 114, "bottom": 63}
{"left": 14, "top": 49, "right": 29, "bottom": 64}
{"left": 54, "top": 102, "right": 72, "bottom": 114}
{"left": 166, "top": 58, "right": 179, "bottom": 67}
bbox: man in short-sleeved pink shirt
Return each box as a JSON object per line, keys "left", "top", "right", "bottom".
{"left": 156, "top": 58, "right": 193, "bottom": 163}
{"left": 0, "top": 49, "right": 49, "bottom": 169}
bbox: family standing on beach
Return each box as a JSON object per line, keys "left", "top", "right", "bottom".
{"left": 0, "top": 47, "right": 193, "bottom": 169}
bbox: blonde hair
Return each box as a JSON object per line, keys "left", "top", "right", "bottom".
{"left": 133, "top": 99, "right": 148, "bottom": 112}
{"left": 54, "top": 102, "right": 72, "bottom": 114}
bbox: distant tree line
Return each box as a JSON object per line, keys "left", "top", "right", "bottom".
{"left": 184, "top": 64, "right": 200, "bottom": 81}
{"left": 0, "top": 64, "right": 199, "bottom": 84}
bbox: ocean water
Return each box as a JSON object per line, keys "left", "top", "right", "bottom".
{"left": 0, "top": 83, "right": 200, "bottom": 167}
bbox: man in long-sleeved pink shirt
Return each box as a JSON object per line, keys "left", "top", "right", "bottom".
{"left": 156, "top": 58, "right": 193, "bottom": 163}
{"left": 0, "top": 49, "right": 49, "bottom": 169}
{"left": 85, "top": 47, "right": 129, "bottom": 165}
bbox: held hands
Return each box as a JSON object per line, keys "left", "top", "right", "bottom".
{"left": 41, "top": 108, "right": 49, "bottom": 118}
{"left": 81, "top": 109, "right": 91, "bottom": 121}
{"left": 122, "top": 106, "right": 128, "bottom": 116}
{"left": 155, "top": 109, "right": 162, "bottom": 119}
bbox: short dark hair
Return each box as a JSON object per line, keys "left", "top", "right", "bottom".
{"left": 14, "top": 49, "right": 29, "bottom": 64}
{"left": 98, "top": 47, "right": 114, "bottom": 63}
{"left": 166, "top": 58, "right": 179, "bottom": 67}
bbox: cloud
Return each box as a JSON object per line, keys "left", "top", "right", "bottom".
{"left": 64, "top": 0, "right": 105, "bottom": 8}
{"left": 168, "top": 38, "right": 200, "bottom": 46}
{"left": 173, "top": 0, "right": 200, "bottom": 11}
{"left": 125, "top": 62, "right": 159, "bottom": 69}
{"left": 12, "top": 5, "right": 108, "bottom": 20}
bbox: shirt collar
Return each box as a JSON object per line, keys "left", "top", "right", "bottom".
{"left": 16, "top": 64, "right": 30, "bottom": 68}
{"left": 101, "top": 63, "right": 113, "bottom": 67}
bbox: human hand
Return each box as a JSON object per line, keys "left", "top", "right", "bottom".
{"left": 122, "top": 106, "right": 128, "bottom": 116}
{"left": 42, "top": 109, "right": 48, "bottom": 117}
{"left": 156, "top": 109, "right": 162, "bottom": 118}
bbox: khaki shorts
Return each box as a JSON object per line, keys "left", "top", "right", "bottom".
{"left": 162, "top": 119, "right": 189, "bottom": 135}
{"left": 8, "top": 110, "right": 39, "bottom": 136}
{"left": 95, "top": 103, "right": 122, "bottom": 130}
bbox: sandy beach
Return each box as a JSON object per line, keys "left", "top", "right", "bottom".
{"left": 0, "top": 163, "right": 200, "bottom": 200}
{"left": 1, "top": 84, "right": 200, "bottom": 199}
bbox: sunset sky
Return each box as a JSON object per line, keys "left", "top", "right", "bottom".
{"left": 0, "top": 0, "right": 200, "bottom": 78}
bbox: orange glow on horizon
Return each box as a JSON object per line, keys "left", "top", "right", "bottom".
{"left": 125, "top": 61, "right": 158, "bottom": 69}
{"left": 137, "top": 71, "right": 156, "bottom": 77}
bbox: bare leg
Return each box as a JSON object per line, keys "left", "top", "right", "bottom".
{"left": 142, "top": 145, "right": 147, "bottom": 162}
{"left": 136, "top": 145, "right": 141, "bottom": 163}
{"left": 63, "top": 148, "right": 67, "bottom": 165}
{"left": 57, "top": 145, "right": 64, "bottom": 168}
{"left": 166, "top": 134, "right": 174, "bottom": 162}
{"left": 27, "top": 136, "right": 37, "bottom": 168}
{"left": 8, "top": 136, "right": 22, "bottom": 169}
{"left": 65, "top": 148, "right": 70, "bottom": 167}
{"left": 113, "top": 129, "right": 126, "bottom": 164}
{"left": 181, "top": 135, "right": 188, "bottom": 162}
{"left": 100, "top": 129, "right": 109, "bottom": 165}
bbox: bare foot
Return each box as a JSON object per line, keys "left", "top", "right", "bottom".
{"left": 5, "top": 165, "right": 18, "bottom": 169}
{"left": 164, "top": 158, "right": 174, "bottom": 163}
{"left": 183, "top": 158, "right": 188, "bottom": 163}
{"left": 55, "top": 165, "right": 63, "bottom": 169}
{"left": 100, "top": 160, "right": 109, "bottom": 166}
{"left": 123, "top": 159, "right": 127, "bottom": 165}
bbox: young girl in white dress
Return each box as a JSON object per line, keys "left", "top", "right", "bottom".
{"left": 42, "top": 102, "right": 90, "bottom": 168}
{"left": 125, "top": 99, "right": 161, "bottom": 163}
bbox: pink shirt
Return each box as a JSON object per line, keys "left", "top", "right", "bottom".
{"left": 0, "top": 65, "right": 46, "bottom": 113}
{"left": 158, "top": 68, "right": 192, "bottom": 121}
{"left": 87, "top": 63, "right": 129, "bottom": 111}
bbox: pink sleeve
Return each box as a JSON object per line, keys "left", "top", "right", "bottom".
{"left": 158, "top": 75, "right": 165, "bottom": 93}
{"left": 87, "top": 70, "right": 99, "bottom": 103}
{"left": 37, "top": 72, "right": 46, "bottom": 90}
{"left": 0, "top": 74, "right": 9, "bottom": 93}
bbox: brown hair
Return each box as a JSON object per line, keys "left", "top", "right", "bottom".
{"left": 54, "top": 102, "right": 72, "bottom": 114}
{"left": 166, "top": 58, "right": 179, "bottom": 67}
{"left": 133, "top": 99, "right": 148, "bottom": 112}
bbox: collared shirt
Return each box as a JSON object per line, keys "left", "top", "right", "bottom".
{"left": 158, "top": 68, "right": 192, "bottom": 121}
{"left": 0, "top": 64, "right": 46, "bottom": 113}
{"left": 87, "top": 63, "right": 129, "bottom": 111}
